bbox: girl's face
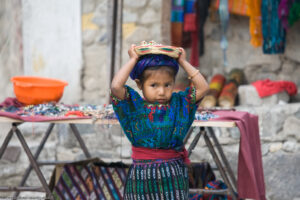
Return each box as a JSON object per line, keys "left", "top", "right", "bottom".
{"left": 136, "top": 69, "right": 175, "bottom": 104}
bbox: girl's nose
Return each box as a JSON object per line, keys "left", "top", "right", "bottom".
{"left": 158, "top": 87, "right": 165, "bottom": 95}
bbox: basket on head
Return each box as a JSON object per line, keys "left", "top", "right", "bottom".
{"left": 134, "top": 41, "right": 181, "bottom": 58}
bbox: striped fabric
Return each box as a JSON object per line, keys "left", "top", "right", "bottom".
{"left": 124, "top": 158, "right": 189, "bottom": 200}
{"left": 52, "top": 162, "right": 128, "bottom": 200}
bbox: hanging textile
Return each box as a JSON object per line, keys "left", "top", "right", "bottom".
{"left": 214, "top": 0, "right": 250, "bottom": 16}
{"left": 195, "top": 0, "right": 211, "bottom": 57}
{"left": 288, "top": 0, "right": 300, "bottom": 27}
{"left": 219, "top": 0, "right": 229, "bottom": 67}
{"left": 184, "top": 0, "right": 197, "bottom": 64}
{"left": 262, "top": 0, "right": 286, "bottom": 54}
{"left": 171, "top": 0, "right": 185, "bottom": 47}
{"left": 278, "top": 0, "right": 300, "bottom": 29}
{"left": 184, "top": 0, "right": 199, "bottom": 66}
{"left": 171, "top": 0, "right": 211, "bottom": 66}
{"left": 278, "top": 0, "right": 292, "bottom": 29}
{"left": 246, "top": 0, "right": 263, "bottom": 47}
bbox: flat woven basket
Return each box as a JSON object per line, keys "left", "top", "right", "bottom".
{"left": 134, "top": 45, "right": 181, "bottom": 58}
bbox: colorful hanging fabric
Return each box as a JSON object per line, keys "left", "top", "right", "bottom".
{"left": 278, "top": 0, "right": 300, "bottom": 29}
{"left": 288, "top": 0, "right": 300, "bottom": 27}
{"left": 262, "top": 0, "right": 286, "bottom": 54}
{"left": 214, "top": 0, "right": 250, "bottom": 16}
{"left": 219, "top": 0, "right": 229, "bottom": 67}
{"left": 246, "top": 0, "right": 263, "bottom": 47}
{"left": 195, "top": 0, "right": 211, "bottom": 57}
{"left": 278, "top": 0, "right": 292, "bottom": 29}
{"left": 171, "top": 0, "right": 211, "bottom": 66}
{"left": 184, "top": 0, "right": 199, "bottom": 66}
{"left": 171, "top": 0, "right": 185, "bottom": 47}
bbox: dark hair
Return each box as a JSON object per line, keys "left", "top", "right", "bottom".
{"left": 139, "top": 66, "right": 176, "bottom": 85}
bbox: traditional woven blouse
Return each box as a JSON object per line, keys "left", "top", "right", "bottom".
{"left": 111, "top": 85, "right": 197, "bottom": 151}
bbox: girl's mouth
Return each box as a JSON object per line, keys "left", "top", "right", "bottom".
{"left": 157, "top": 99, "right": 167, "bottom": 103}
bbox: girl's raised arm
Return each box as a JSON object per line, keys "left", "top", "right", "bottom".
{"left": 178, "top": 48, "right": 209, "bottom": 102}
{"left": 111, "top": 44, "right": 138, "bottom": 100}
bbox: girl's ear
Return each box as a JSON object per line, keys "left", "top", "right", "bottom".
{"left": 135, "top": 79, "right": 142, "bottom": 90}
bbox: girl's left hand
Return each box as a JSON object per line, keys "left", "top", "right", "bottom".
{"left": 178, "top": 47, "right": 187, "bottom": 65}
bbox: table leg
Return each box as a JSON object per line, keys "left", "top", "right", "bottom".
{"left": 207, "top": 127, "right": 237, "bottom": 190}
{"left": 187, "top": 127, "right": 204, "bottom": 157}
{"left": 13, "top": 125, "right": 54, "bottom": 200}
{"left": 183, "top": 127, "right": 195, "bottom": 145}
{"left": 13, "top": 123, "right": 55, "bottom": 199}
{"left": 69, "top": 124, "right": 91, "bottom": 158}
{"left": 203, "top": 129, "right": 237, "bottom": 200}
{"left": 0, "top": 129, "right": 14, "bottom": 159}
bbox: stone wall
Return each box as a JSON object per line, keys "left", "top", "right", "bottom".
{"left": 0, "top": 0, "right": 23, "bottom": 98}
{"left": 0, "top": 0, "right": 300, "bottom": 199}
{"left": 81, "top": 0, "right": 163, "bottom": 104}
{"left": 81, "top": 0, "right": 110, "bottom": 104}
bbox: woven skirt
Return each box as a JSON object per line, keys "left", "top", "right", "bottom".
{"left": 124, "top": 158, "right": 189, "bottom": 200}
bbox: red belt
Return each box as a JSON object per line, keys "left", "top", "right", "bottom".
{"left": 131, "top": 146, "right": 191, "bottom": 164}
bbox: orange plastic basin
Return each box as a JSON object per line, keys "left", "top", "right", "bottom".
{"left": 11, "top": 76, "right": 68, "bottom": 105}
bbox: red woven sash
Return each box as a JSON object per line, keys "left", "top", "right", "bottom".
{"left": 131, "top": 146, "right": 191, "bottom": 164}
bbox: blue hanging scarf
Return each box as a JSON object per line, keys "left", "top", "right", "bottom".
{"left": 262, "top": 0, "right": 286, "bottom": 54}
{"left": 219, "top": 0, "right": 229, "bottom": 67}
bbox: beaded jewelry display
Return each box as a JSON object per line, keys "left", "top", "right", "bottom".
{"left": 134, "top": 40, "right": 181, "bottom": 58}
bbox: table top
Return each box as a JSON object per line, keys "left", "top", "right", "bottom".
{"left": 0, "top": 116, "right": 236, "bottom": 128}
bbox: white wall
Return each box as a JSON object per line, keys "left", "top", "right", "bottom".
{"left": 22, "top": 0, "right": 82, "bottom": 104}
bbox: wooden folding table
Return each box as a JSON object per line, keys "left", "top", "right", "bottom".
{"left": 0, "top": 116, "right": 237, "bottom": 199}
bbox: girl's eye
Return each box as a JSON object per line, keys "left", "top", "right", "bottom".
{"left": 151, "top": 84, "right": 157, "bottom": 87}
{"left": 165, "top": 83, "right": 171, "bottom": 87}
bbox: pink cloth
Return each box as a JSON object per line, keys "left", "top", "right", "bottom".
{"left": 0, "top": 97, "right": 24, "bottom": 108}
{"left": 131, "top": 146, "right": 191, "bottom": 164}
{"left": 211, "top": 111, "right": 266, "bottom": 200}
{"left": 252, "top": 79, "right": 298, "bottom": 97}
{"left": 0, "top": 110, "right": 90, "bottom": 122}
{"left": 0, "top": 98, "right": 90, "bottom": 122}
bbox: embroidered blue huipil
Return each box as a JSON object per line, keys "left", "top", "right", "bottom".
{"left": 111, "top": 85, "right": 197, "bottom": 151}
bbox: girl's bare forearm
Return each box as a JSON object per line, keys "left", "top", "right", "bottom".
{"left": 180, "top": 60, "right": 209, "bottom": 101}
{"left": 111, "top": 58, "right": 137, "bottom": 99}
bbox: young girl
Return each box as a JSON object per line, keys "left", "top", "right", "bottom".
{"left": 111, "top": 43, "right": 209, "bottom": 199}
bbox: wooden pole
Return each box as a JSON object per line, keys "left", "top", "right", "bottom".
{"left": 107, "top": 0, "right": 123, "bottom": 103}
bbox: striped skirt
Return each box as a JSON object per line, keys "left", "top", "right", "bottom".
{"left": 124, "top": 158, "right": 189, "bottom": 200}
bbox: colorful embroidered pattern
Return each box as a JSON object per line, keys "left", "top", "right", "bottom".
{"left": 52, "top": 163, "right": 128, "bottom": 200}
{"left": 111, "top": 85, "right": 197, "bottom": 150}
{"left": 124, "top": 159, "right": 189, "bottom": 200}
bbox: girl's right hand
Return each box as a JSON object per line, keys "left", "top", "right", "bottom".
{"left": 128, "top": 44, "right": 139, "bottom": 61}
